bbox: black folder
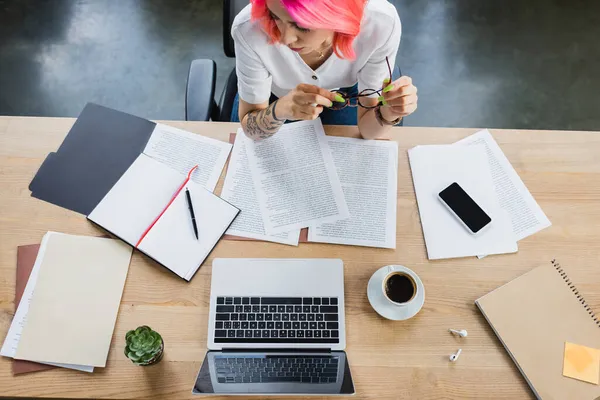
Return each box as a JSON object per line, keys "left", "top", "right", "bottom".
{"left": 29, "top": 103, "right": 157, "bottom": 214}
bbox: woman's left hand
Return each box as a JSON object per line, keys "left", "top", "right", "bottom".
{"left": 379, "top": 76, "right": 418, "bottom": 121}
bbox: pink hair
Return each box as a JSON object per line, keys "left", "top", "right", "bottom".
{"left": 250, "top": 0, "right": 366, "bottom": 60}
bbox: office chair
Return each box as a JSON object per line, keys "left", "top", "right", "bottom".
{"left": 186, "top": 0, "right": 402, "bottom": 124}
{"left": 186, "top": 0, "right": 246, "bottom": 122}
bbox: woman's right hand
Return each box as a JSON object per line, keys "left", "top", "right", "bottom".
{"left": 275, "top": 84, "right": 341, "bottom": 121}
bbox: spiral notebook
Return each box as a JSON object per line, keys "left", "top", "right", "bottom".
{"left": 476, "top": 261, "right": 600, "bottom": 399}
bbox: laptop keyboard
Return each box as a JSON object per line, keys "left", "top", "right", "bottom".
{"left": 215, "top": 355, "right": 339, "bottom": 384}
{"left": 213, "top": 297, "right": 340, "bottom": 344}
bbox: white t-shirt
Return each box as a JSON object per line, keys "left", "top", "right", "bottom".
{"left": 231, "top": 0, "right": 402, "bottom": 104}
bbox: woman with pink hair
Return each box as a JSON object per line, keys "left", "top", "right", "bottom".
{"left": 231, "top": 0, "right": 417, "bottom": 140}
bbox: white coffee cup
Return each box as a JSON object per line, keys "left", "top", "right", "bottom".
{"left": 367, "top": 265, "right": 425, "bottom": 320}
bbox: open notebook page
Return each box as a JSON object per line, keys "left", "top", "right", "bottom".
{"left": 88, "top": 154, "right": 239, "bottom": 280}
{"left": 88, "top": 154, "right": 178, "bottom": 245}
{"left": 140, "top": 179, "right": 239, "bottom": 280}
{"left": 309, "top": 136, "right": 398, "bottom": 249}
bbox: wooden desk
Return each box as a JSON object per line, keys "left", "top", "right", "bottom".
{"left": 1, "top": 117, "right": 600, "bottom": 399}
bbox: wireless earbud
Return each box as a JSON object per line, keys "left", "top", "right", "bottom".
{"left": 449, "top": 349, "right": 462, "bottom": 362}
{"left": 449, "top": 329, "right": 468, "bottom": 338}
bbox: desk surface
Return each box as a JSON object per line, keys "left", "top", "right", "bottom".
{"left": 1, "top": 117, "right": 600, "bottom": 399}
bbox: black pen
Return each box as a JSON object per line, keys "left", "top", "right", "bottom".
{"left": 185, "top": 188, "right": 199, "bottom": 240}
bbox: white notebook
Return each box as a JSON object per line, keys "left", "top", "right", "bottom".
{"left": 408, "top": 144, "right": 517, "bottom": 259}
{"left": 88, "top": 154, "right": 239, "bottom": 281}
{"left": 454, "top": 129, "right": 551, "bottom": 241}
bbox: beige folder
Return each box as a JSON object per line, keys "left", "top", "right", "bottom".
{"left": 476, "top": 261, "right": 600, "bottom": 399}
{"left": 15, "top": 234, "right": 132, "bottom": 367}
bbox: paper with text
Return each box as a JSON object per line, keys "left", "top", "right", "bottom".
{"left": 144, "top": 123, "right": 232, "bottom": 192}
{"left": 244, "top": 120, "right": 350, "bottom": 235}
{"left": 309, "top": 137, "right": 398, "bottom": 249}
{"left": 15, "top": 233, "right": 132, "bottom": 367}
{"left": 454, "top": 129, "right": 551, "bottom": 241}
{"left": 408, "top": 145, "right": 518, "bottom": 259}
{"left": 1, "top": 232, "right": 94, "bottom": 372}
{"left": 221, "top": 131, "right": 300, "bottom": 245}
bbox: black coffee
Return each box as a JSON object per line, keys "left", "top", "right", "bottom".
{"left": 385, "top": 273, "right": 416, "bottom": 303}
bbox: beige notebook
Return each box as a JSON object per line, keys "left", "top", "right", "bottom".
{"left": 15, "top": 234, "right": 132, "bottom": 367}
{"left": 476, "top": 261, "right": 600, "bottom": 399}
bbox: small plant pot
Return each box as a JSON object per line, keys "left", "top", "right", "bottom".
{"left": 125, "top": 326, "right": 164, "bottom": 366}
{"left": 137, "top": 338, "right": 164, "bottom": 366}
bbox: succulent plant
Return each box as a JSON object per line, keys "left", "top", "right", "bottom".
{"left": 125, "top": 326, "right": 164, "bottom": 366}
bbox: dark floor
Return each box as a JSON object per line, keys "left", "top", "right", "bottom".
{"left": 1, "top": 0, "right": 599, "bottom": 130}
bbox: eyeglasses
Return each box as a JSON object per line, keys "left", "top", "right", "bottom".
{"left": 329, "top": 56, "right": 392, "bottom": 110}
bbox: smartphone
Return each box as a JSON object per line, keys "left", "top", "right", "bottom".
{"left": 438, "top": 182, "right": 492, "bottom": 235}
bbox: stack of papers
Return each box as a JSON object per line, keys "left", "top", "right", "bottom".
{"left": 454, "top": 130, "right": 551, "bottom": 242}
{"left": 1, "top": 232, "right": 133, "bottom": 372}
{"left": 408, "top": 129, "right": 551, "bottom": 260}
{"left": 220, "top": 119, "right": 399, "bottom": 249}
{"left": 409, "top": 145, "right": 518, "bottom": 259}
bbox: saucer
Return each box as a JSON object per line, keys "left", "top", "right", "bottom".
{"left": 367, "top": 265, "right": 425, "bottom": 321}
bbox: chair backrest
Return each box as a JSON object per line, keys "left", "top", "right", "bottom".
{"left": 223, "top": 0, "right": 250, "bottom": 58}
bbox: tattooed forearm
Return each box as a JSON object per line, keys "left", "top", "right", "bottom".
{"left": 242, "top": 100, "right": 285, "bottom": 140}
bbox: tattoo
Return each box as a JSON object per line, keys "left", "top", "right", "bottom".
{"left": 243, "top": 100, "right": 285, "bottom": 140}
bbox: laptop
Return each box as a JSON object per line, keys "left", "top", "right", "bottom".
{"left": 192, "top": 258, "right": 355, "bottom": 395}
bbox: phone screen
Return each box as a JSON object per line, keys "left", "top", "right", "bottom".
{"left": 439, "top": 183, "right": 491, "bottom": 233}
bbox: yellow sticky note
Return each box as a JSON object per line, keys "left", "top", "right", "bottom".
{"left": 563, "top": 342, "right": 600, "bottom": 385}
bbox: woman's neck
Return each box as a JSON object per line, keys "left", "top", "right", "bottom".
{"left": 300, "top": 45, "right": 334, "bottom": 71}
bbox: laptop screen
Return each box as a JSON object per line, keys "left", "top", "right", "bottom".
{"left": 192, "top": 351, "right": 355, "bottom": 395}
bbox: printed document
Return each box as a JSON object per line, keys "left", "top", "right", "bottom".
{"left": 221, "top": 130, "right": 300, "bottom": 245}
{"left": 244, "top": 120, "right": 349, "bottom": 235}
{"left": 0, "top": 232, "right": 94, "bottom": 372}
{"left": 408, "top": 145, "right": 518, "bottom": 259}
{"left": 454, "top": 129, "right": 551, "bottom": 240}
{"left": 144, "top": 123, "right": 232, "bottom": 192}
{"left": 309, "top": 136, "right": 398, "bottom": 249}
